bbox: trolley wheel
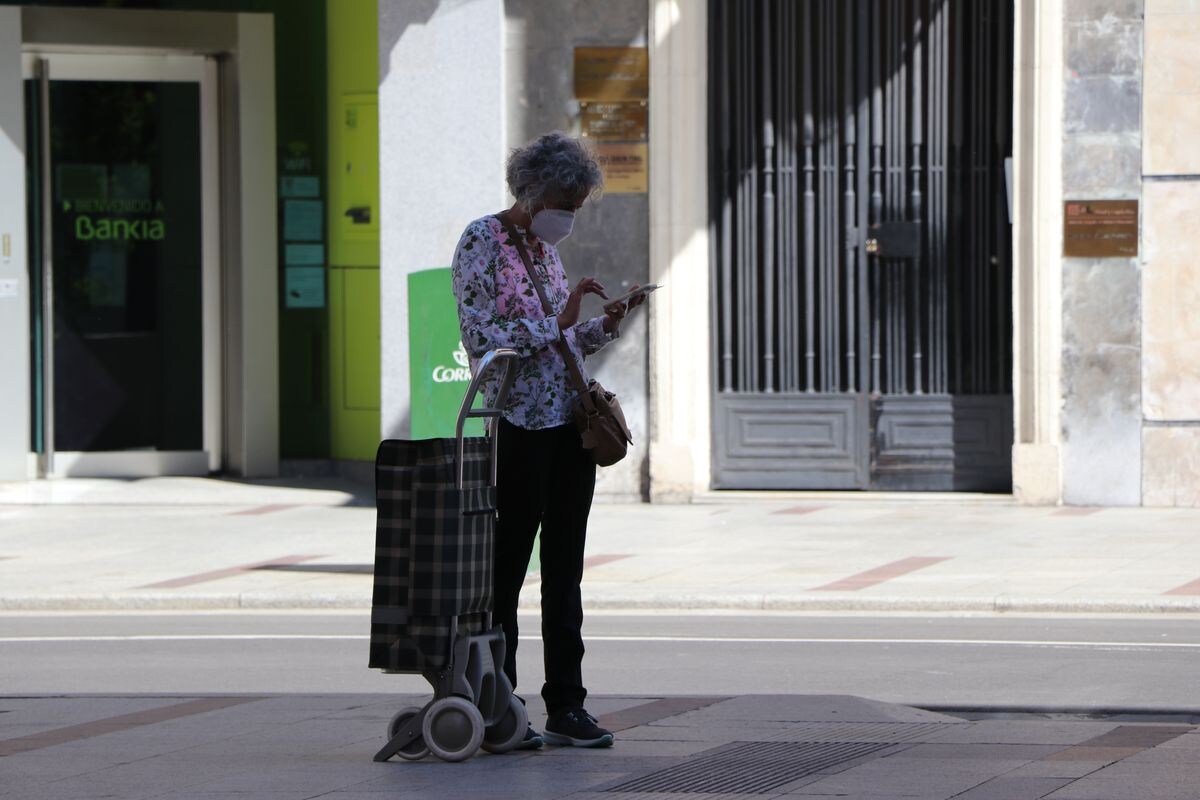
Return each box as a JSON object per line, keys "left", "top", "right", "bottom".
{"left": 387, "top": 706, "right": 430, "bottom": 761}
{"left": 421, "top": 696, "right": 484, "bottom": 762}
{"left": 482, "top": 695, "right": 529, "bottom": 754}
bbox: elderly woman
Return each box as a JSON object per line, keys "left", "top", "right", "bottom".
{"left": 451, "top": 132, "right": 643, "bottom": 749}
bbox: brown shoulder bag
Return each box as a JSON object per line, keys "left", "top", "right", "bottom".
{"left": 497, "top": 214, "right": 632, "bottom": 467}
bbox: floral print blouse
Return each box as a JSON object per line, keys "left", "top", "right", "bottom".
{"left": 451, "top": 214, "right": 614, "bottom": 430}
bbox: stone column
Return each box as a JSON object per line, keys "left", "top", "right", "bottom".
{"left": 0, "top": 8, "right": 31, "bottom": 480}
{"left": 1142, "top": 0, "right": 1200, "bottom": 505}
{"left": 1059, "top": 0, "right": 1144, "bottom": 506}
{"left": 647, "top": 0, "right": 710, "bottom": 502}
{"left": 1012, "top": 0, "right": 1066, "bottom": 505}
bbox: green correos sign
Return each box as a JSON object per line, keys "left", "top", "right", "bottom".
{"left": 408, "top": 267, "right": 483, "bottom": 439}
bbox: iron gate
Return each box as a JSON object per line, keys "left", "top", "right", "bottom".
{"left": 710, "top": 0, "right": 1014, "bottom": 491}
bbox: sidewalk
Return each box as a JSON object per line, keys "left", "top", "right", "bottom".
{"left": 2, "top": 477, "right": 1200, "bottom": 613}
{"left": 4, "top": 691, "right": 1199, "bottom": 799}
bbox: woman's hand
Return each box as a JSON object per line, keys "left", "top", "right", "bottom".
{"left": 602, "top": 284, "right": 648, "bottom": 334}
{"left": 557, "top": 276, "right": 608, "bottom": 330}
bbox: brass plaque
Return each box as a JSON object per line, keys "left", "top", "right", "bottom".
{"left": 574, "top": 47, "right": 649, "bottom": 100}
{"left": 1063, "top": 199, "right": 1138, "bottom": 258}
{"left": 580, "top": 101, "right": 648, "bottom": 141}
{"left": 596, "top": 142, "right": 648, "bottom": 194}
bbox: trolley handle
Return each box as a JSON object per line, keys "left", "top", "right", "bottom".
{"left": 455, "top": 348, "right": 519, "bottom": 488}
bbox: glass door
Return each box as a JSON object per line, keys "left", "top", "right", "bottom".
{"left": 25, "top": 53, "right": 220, "bottom": 477}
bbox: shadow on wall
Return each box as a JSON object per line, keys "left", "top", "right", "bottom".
{"left": 378, "top": 0, "right": 443, "bottom": 84}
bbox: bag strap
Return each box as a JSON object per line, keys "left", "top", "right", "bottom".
{"left": 495, "top": 213, "right": 598, "bottom": 414}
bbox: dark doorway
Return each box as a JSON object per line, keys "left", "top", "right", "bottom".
{"left": 709, "top": 0, "right": 1014, "bottom": 491}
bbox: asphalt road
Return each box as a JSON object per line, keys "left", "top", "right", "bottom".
{"left": 3, "top": 611, "right": 1199, "bottom": 713}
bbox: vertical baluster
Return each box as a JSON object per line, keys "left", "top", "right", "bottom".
{"left": 827, "top": 0, "right": 841, "bottom": 392}
{"left": 997, "top": 0, "right": 1012, "bottom": 394}
{"left": 803, "top": 0, "right": 817, "bottom": 393}
{"left": 843, "top": 0, "right": 858, "bottom": 392}
{"left": 785, "top": 0, "right": 800, "bottom": 393}
{"left": 974, "top": 1, "right": 986, "bottom": 395}
{"left": 910, "top": 0, "right": 924, "bottom": 394}
{"left": 888, "top": 0, "right": 897, "bottom": 398}
{"left": 856, "top": 0, "right": 872, "bottom": 396}
{"left": 816, "top": 0, "right": 827, "bottom": 392}
{"left": 930, "top": 0, "right": 948, "bottom": 394}
{"left": 870, "top": 0, "right": 883, "bottom": 395}
{"left": 739, "top": 0, "right": 748, "bottom": 393}
{"left": 949, "top": 0, "right": 963, "bottom": 395}
{"left": 761, "top": 0, "right": 776, "bottom": 392}
{"left": 749, "top": 1, "right": 760, "bottom": 394}
{"left": 719, "top": 0, "right": 734, "bottom": 392}
{"left": 896, "top": 0, "right": 908, "bottom": 395}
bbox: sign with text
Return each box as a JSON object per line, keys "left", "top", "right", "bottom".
{"left": 1063, "top": 200, "right": 1138, "bottom": 258}
{"left": 596, "top": 142, "right": 648, "bottom": 194}
{"left": 581, "top": 101, "right": 648, "bottom": 141}
{"left": 574, "top": 47, "right": 649, "bottom": 100}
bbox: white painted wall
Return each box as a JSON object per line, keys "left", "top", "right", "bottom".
{"left": 378, "top": 0, "right": 506, "bottom": 439}
{"left": 0, "top": 9, "right": 32, "bottom": 480}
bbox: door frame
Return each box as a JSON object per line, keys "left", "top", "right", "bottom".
{"left": 22, "top": 51, "right": 222, "bottom": 477}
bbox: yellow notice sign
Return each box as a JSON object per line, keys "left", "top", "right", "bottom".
{"left": 575, "top": 47, "right": 649, "bottom": 100}
{"left": 597, "top": 142, "right": 648, "bottom": 194}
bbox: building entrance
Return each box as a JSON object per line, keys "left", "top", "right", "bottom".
{"left": 710, "top": 0, "right": 1014, "bottom": 491}
{"left": 25, "top": 54, "right": 220, "bottom": 476}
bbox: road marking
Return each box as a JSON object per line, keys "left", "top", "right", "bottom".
{"left": 138, "top": 554, "right": 324, "bottom": 589}
{"left": 810, "top": 556, "right": 953, "bottom": 592}
{"left": 4, "top": 634, "right": 1200, "bottom": 651}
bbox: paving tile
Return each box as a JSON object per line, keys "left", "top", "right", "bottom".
{"left": 894, "top": 743, "right": 1065, "bottom": 761}
{"left": 1004, "top": 760, "right": 1112, "bottom": 779}
{"left": 1045, "top": 777, "right": 1200, "bottom": 800}
{"left": 1042, "top": 745, "right": 1144, "bottom": 762}
{"left": 786, "top": 755, "right": 1022, "bottom": 798}
{"left": 927, "top": 721, "right": 1118, "bottom": 746}
{"left": 953, "top": 777, "right": 1074, "bottom": 799}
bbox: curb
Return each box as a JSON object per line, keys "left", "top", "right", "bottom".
{"left": 4, "top": 592, "right": 1200, "bottom": 614}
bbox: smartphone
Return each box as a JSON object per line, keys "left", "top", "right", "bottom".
{"left": 607, "top": 283, "right": 663, "bottom": 306}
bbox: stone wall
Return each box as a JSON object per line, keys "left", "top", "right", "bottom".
{"left": 1060, "top": 0, "right": 1144, "bottom": 505}
{"left": 505, "top": 0, "right": 650, "bottom": 500}
{"left": 1142, "top": 0, "right": 1200, "bottom": 505}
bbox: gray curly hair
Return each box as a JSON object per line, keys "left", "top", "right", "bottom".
{"left": 506, "top": 131, "right": 603, "bottom": 211}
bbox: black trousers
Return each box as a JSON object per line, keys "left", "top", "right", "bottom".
{"left": 493, "top": 417, "right": 596, "bottom": 715}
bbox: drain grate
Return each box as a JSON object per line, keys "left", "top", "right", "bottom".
{"left": 606, "top": 740, "right": 895, "bottom": 794}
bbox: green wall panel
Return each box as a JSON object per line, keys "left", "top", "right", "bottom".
{"left": 329, "top": 267, "right": 380, "bottom": 460}
{"left": 327, "top": 0, "right": 381, "bottom": 461}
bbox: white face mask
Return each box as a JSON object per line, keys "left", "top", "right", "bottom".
{"left": 529, "top": 208, "right": 575, "bottom": 246}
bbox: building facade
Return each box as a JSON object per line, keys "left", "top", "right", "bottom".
{"left": 1, "top": 0, "right": 1197, "bottom": 507}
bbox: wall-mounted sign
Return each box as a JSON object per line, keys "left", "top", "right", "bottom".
{"left": 596, "top": 142, "right": 648, "bottom": 194}
{"left": 285, "top": 266, "right": 325, "bottom": 308}
{"left": 285, "top": 243, "right": 325, "bottom": 266}
{"left": 1063, "top": 199, "right": 1138, "bottom": 258}
{"left": 284, "top": 199, "right": 323, "bottom": 242}
{"left": 280, "top": 175, "right": 320, "bottom": 198}
{"left": 581, "top": 101, "right": 648, "bottom": 141}
{"left": 574, "top": 47, "right": 649, "bottom": 100}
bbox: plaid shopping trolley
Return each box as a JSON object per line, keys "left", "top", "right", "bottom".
{"left": 369, "top": 348, "right": 527, "bottom": 763}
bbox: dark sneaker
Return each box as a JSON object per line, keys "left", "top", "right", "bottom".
{"left": 543, "top": 709, "right": 614, "bottom": 748}
{"left": 515, "top": 725, "right": 544, "bottom": 750}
